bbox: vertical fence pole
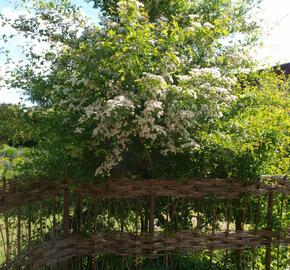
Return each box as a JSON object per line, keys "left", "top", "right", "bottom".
{"left": 4, "top": 215, "right": 10, "bottom": 261}
{"left": 3, "top": 177, "right": 10, "bottom": 261}
{"left": 235, "top": 200, "right": 244, "bottom": 270}
{"left": 52, "top": 196, "right": 56, "bottom": 239}
{"left": 149, "top": 194, "right": 155, "bottom": 236}
{"left": 28, "top": 205, "right": 31, "bottom": 250}
{"left": 148, "top": 194, "right": 155, "bottom": 262}
{"left": 278, "top": 195, "right": 284, "bottom": 269}
{"left": 265, "top": 191, "right": 274, "bottom": 270}
{"left": 120, "top": 200, "right": 124, "bottom": 233}
{"left": 210, "top": 208, "right": 216, "bottom": 265}
{"left": 196, "top": 199, "right": 201, "bottom": 230}
{"left": 40, "top": 203, "right": 43, "bottom": 242}
{"left": 92, "top": 199, "right": 97, "bottom": 270}
{"left": 17, "top": 207, "right": 21, "bottom": 256}
{"left": 63, "top": 186, "right": 70, "bottom": 238}
{"left": 63, "top": 185, "right": 70, "bottom": 270}
{"left": 75, "top": 193, "right": 83, "bottom": 268}
{"left": 135, "top": 200, "right": 139, "bottom": 235}
{"left": 137, "top": 199, "right": 145, "bottom": 234}
{"left": 224, "top": 202, "right": 230, "bottom": 269}
{"left": 76, "top": 194, "right": 83, "bottom": 235}
{"left": 16, "top": 207, "right": 21, "bottom": 270}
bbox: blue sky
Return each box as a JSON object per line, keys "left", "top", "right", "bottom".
{"left": 1, "top": 0, "right": 290, "bottom": 104}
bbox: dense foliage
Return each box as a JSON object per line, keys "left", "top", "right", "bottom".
{"left": 0, "top": 104, "right": 33, "bottom": 146}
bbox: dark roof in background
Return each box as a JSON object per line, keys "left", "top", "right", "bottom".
{"left": 272, "top": 62, "right": 290, "bottom": 76}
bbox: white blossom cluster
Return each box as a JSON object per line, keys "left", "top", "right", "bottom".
{"left": 185, "top": 14, "right": 215, "bottom": 33}
{"left": 75, "top": 65, "right": 237, "bottom": 176}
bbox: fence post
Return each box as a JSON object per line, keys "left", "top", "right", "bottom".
{"left": 265, "top": 191, "right": 274, "bottom": 270}
{"left": 17, "top": 207, "right": 21, "bottom": 256}
{"left": 63, "top": 185, "right": 70, "bottom": 238}
{"left": 63, "top": 185, "right": 70, "bottom": 270}
{"left": 28, "top": 205, "right": 31, "bottom": 250}
{"left": 52, "top": 197, "right": 56, "bottom": 239}
{"left": 148, "top": 194, "right": 155, "bottom": 262}
{"left": 149, "top": 194, "right": 155, "bottom": 236}
{"left": 135, "top": 200, "right": 139, "bottom": 235}
{"left": 235, "top": 200, "right": 244, "bottom": 270}
{"left": 40, "top": 203, "right": 43, "bottom": 242}
{"left": 210, "top": 208, "right": 216, "bottom": 265}
{"left": 3, "top": 176, "right": 10, "bottom": 261}
{"left": 75, "top": 194, "right": 83, "bottom": 235}
{"left": 75, "top": 193, "right": 83, "bottom": 269}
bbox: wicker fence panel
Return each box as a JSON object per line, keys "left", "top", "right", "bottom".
{"left": 0, "top": 176, "right": 289, "bottom": 269}
{"left": 2, "top": 229, "right": 289, "bottom": 269}
{"left": 1, "top": 177, "right": 289, "bottom": 213}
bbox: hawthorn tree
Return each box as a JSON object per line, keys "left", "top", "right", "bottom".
{"left": 1, "top": 0, "right": 264, "bottom": 179}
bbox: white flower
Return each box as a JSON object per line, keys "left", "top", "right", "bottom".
{"left": 185, "top": 26, "right": 196, "bottom": 33}
{"left": 204, "top": 22, "right": 214, "bottom": 29}
{"left": 188, "top": 14, "right": 199, "bottom": 20}
{"left": 143, "top": 100, "right": 163, "bottom": 115}
{"left": 216, "top": 87, "right": 229, "bottom": 94}
{"left": 109, "top": 22, "right": 118, "bottom": 28}
{"left": 178, "top": 75, "right": 191, "bottom": 82}
{"left": 189, "top": 68, "right": 221, "bottom": 79}
{"left": 190, "top": 21, "right": 202, "bottom": 28}
{"left": 181, "top": 140, "right": 199, "bottom": 149}
{"left": 148, "top": 39, "right": 156, "bottom": 46}
{"left": 179, "top": 110, "right": 195, "bottom": 120}
{"left": 75, "top": 127, "right": 84, "bottom": 133}
{"left": 107, "top": 95, "right": 134, "bottom": 110}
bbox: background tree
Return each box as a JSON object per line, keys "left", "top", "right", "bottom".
{"left": 0, "top": 103, "right": 34, "bottom": 146}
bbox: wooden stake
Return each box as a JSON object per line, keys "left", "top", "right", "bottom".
{"left": 28, "top": 205, "right": 31, "bottom": 250}
{"left": 148, "top": 194, "right": 155, "bottom": 262}
{"left": 135, "top": 200, "right": 139, "bottom": 235}
{"left": 75, "top": 194, "right": 83, "bottom": 235}
{"left": 63, "top": 186, "right": 70, "bottom": 270}
{"left": 265, "top": 191, "right": 274, "bottom": 270}
{"left": 4, "top": 214, "right": 9, "bottom": 261}
{"left": 17, "top": 207, "right": 21, "bottom": 255}
{"left": 0, "top": 224, "right": 7, "bottom": 260}
{"left": 3, "top": 176, "right": 10, "bottom": 261}
{"left": 63, "top": 186, "right": 70, "bottom": 238}
{"left": 149, "top": 194, "right": 155, "bottom": 236}
{"left": 40, "top": 203, "right": 43, "bottom": 241}
{"left": 210, "top": 208, "right": 216, "bottom": 265}
{"left": 52, "top": 197, "right": 56, "bottom": 239}
{"left": 120, "top": 200, "right": 124, "bottom": 232}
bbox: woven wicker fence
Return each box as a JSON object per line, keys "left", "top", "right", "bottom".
{"left": 2, "top": 229, "right": 290, "bottom": 269}
{"left": 1, "top": 177, "right": 289, "bottom": 213}
{"left": 0, "top": 176, "right": 289, "bottom": 269}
